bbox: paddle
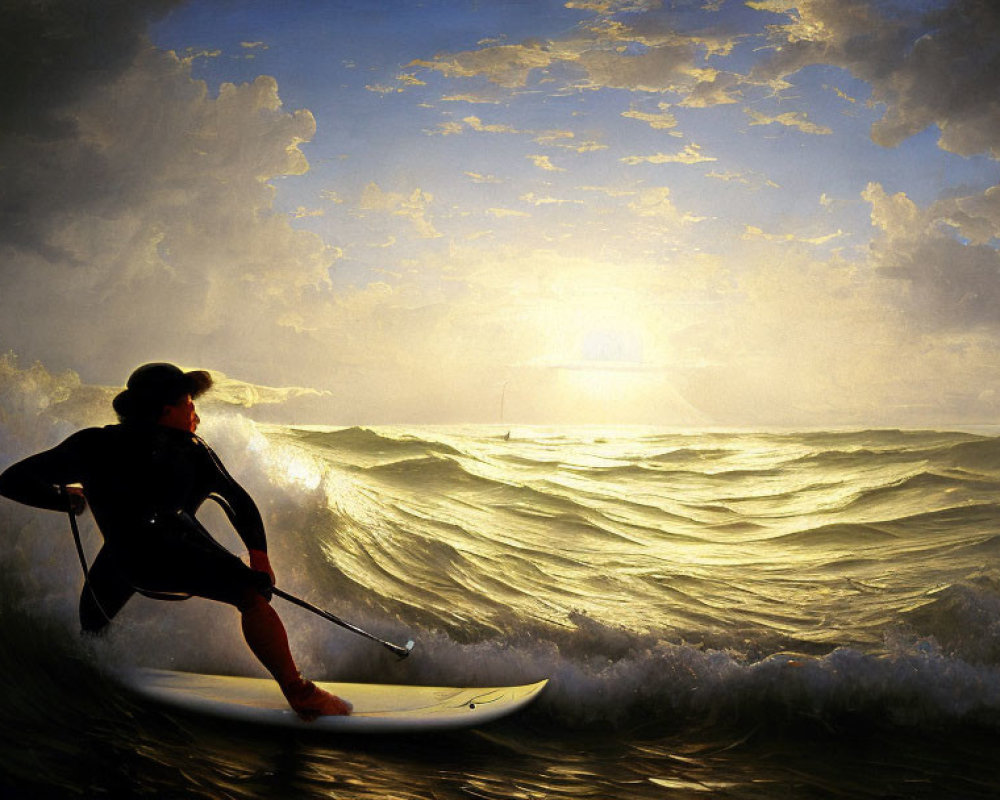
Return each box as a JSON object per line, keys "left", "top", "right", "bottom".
{"left": 207, "top": 495, "right": 416, "bottom": 659}
{"left": 271, "top": 587, "right": 415, "bottom": 659}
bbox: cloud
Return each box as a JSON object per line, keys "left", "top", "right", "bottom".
{"left": 180, "top": 47, "right": 222, "bottom": 62}
{"left": 410, "top": 10, "right": 743, "bottom": 105}
{"left": 291, "top": 206, "right": 325, "bottom": 219}
{"left": 365, "top": 83, "right": 403, "bottom": 94}
{"left": 706, "top": 170, "right": 748, "bottom": 184}
{"left": 751, "top": 0, "right": 1000, "bottom": 158}
{"left": 0, "top": 0, "right": 181, "bottom": 139}
{"left": 742, "top": 225, "right": 846, "bottom": 245}
{"left": 488, "top": 207, "right": 531, "bottom": 218}
{"left": 521, "top": 193, "right": 581, "bottom": 206}
{"left": 429, "top": 117, "right": 604, "bottom": 154}
{"left": 425, "top": 115, "right": 524, "bottom": 136}
{"left": 936, "top": 185, "right": 1000, "bottom": 246}
{"left": 463, "top": 115, "right": 522, "bottom": 134}
{"left": 578, "top": 185, "right": 637, "bottom": 198}
{"left": 863, "top": 181, "right": 1000, "bottom": 330}
{"left": 530, "top": 129, "right": 608, "bottom": 153}
{"left": 441, "top": 93, "right": 503, "bottom": 104}
{"left": 564, "top": 0, "right": 665, "bottom": 12}
{"left": 552, "top": 139, "right": 609, "bottom": 153}
{"left": 396, "top": 73, "right": 426, "bottom": 87}
{"left": 865, "top": 183, "right": 921, "bottom": 234}
{"left": 620, "top": 143, "right": 716, "bottom": 164}
{"left": 621, "top": 103, "right": 680, "bottom": 130}
{"left": 576, "top": 42, "right": 715, "bottom": 95}
{"left": 0, "top": 1, "right": 341, "bottom": 385}
{"left": 826, "top": 84, "right": 859, "bottom": 104}
{"left": 676, "top": 70, "right": 742, "bottom": 107}
{"left": 745, "top": 108, "right": 832, "bottom": 135}
{"left": 465, "top": 172, "right": 505, "bottom": 184}
{"left": 428, "top": 121, "right": 466, "bottom": 136}
{"left": 534, "top": 129, "right": 577, "bottom": 145}
{"left": 705, "top": 169, "right": 780, "bottom": 190}
{"left": 359, "top": 183, "right": 441, "bottom": 239}
{"left": 527, "top": 154, "right": 566, "bottom": 171}
{"left": 410, "top": 42, "right": 558, "bottom": 89}
{"left": 628, "top": 187, "right": 705, "bottom": 224}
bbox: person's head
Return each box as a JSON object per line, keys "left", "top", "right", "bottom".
{"left": 112, "top": 363, "right": 213, "bottom": 432}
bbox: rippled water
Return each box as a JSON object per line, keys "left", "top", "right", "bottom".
{"left": 5, "top": 421, "right": 1000, "bottom": 797}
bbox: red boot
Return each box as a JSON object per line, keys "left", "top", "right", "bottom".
{"left": 283, "top": 678, "right": 353, "bottom": 721}
{"left": 240, "top": 592, "right": 352, "bottom": 719}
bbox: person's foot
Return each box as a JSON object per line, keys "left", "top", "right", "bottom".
{"left": 284, "top": 678, "right": 352, "bottom": 721}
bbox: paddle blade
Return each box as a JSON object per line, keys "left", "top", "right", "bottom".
{"left": 389, "top": 640, "right": 415, "bottom": 659}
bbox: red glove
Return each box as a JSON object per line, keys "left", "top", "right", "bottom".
{"left": 61, "top": 485, "right": 87, "bottom": 516}
{"left": 248, "top": 549, "right": 275, "bottom": 586}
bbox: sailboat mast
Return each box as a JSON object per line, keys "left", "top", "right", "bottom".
{"left": 501, "top": 382, "right": 510, "bottom": 440}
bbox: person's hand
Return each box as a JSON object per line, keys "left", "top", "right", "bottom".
{"left": 248, "top": 548, "right": 276, "bottom": 586}
{"left": 62, "top": 485, "right": 87, "bottom": 516}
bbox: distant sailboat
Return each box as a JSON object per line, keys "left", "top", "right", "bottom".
{"left": 501, "top": 382, "right": 510, "bottom": 441}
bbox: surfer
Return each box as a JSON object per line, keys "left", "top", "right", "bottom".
{"left": 0, "top": 362, "right": 351, "bottom": 720}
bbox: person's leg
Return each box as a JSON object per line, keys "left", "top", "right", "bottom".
{"left": 133, "top": 523, "right": 351, "bottom": 720}
{"left": 237, "top": 588, "right": 352, "bottom": 719}
{"left": 237, "top": 589, "right": 300, "bottom": 686}
{"left": 80, "top": 547, "right": 135, "bottom": 634}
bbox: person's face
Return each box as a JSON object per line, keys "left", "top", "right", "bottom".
{"left": 158, "top": 394, "right": 199, "bottom": 433}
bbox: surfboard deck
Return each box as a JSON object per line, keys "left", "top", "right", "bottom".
{"left": 126, "top": 668, "right": 548, "bottom": 733}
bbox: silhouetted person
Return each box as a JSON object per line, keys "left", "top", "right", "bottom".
{"left": 0, "top": 362, "right": 350, "bottom": 719}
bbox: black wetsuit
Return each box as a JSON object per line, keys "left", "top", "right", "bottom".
{"left": 0, "top": 423, "right": 269, "bottom": 631}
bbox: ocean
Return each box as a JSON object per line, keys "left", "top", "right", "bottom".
{"left": 4, "top": 412, "right": 1000, "bottom": 798}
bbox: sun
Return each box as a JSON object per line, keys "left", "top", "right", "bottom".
{"left": 524, "top": 284, "right": 656, "bottom": 377}
{"left": 579, "top": 326, "right": 644, "bottom": 366}
{"left": 504, "top": 258, "right": 708, "bottom": 424}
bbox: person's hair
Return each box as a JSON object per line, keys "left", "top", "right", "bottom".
{"left": 112, "top": 363, "right": 212, "bottom": 425}
{"left": 112, "top": 387, "right": 186, "bottom": 425}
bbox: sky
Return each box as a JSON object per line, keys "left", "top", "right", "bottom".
{"left": 3, "top": 0, "right": 1000, "bottom": 427}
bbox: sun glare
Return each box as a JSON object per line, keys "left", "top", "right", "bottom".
{"left": 579, "top": 327, "right": 644, "bottom": 365}
{"left": 542, "top": 306, "right": 665, "bottom": 414}
{"left": 562, "top": 359, "right": 653, "bottom": 399}
{"left": 506, "top": 259, "right": 713, "bottom": 423}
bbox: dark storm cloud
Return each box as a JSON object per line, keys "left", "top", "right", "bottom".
{"left": 0, "top": 0, "right": 181, "bottom": 252}
{"left": 0, "top": 0, "right": 332, "bottom": 385}
{"left": 0, "top": 0, "right": 180, "bottom": 138}
{"left": 753, "top": 0, "right": 1000, "bottom": 158}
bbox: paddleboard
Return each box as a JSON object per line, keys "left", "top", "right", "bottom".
{"left": 126, "top": 669, "right": 548, "bottom": 733}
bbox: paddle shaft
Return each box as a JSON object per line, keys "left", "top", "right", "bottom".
{"left": 271, "top": 587, "right": 413, "bottom": 659}
{"left": 67, "top": 506, "right": 117, "bottom": 624}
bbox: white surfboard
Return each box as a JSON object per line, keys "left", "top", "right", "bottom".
{"left": 126, "top": 669, "right": 548, "bottom": 733}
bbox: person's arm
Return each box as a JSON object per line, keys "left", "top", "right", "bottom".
{"left": 0, "top": 433, "right": 89, "bottom": 514}
{"left": 199, "top": 441, "right": 273, "bottom": 581}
